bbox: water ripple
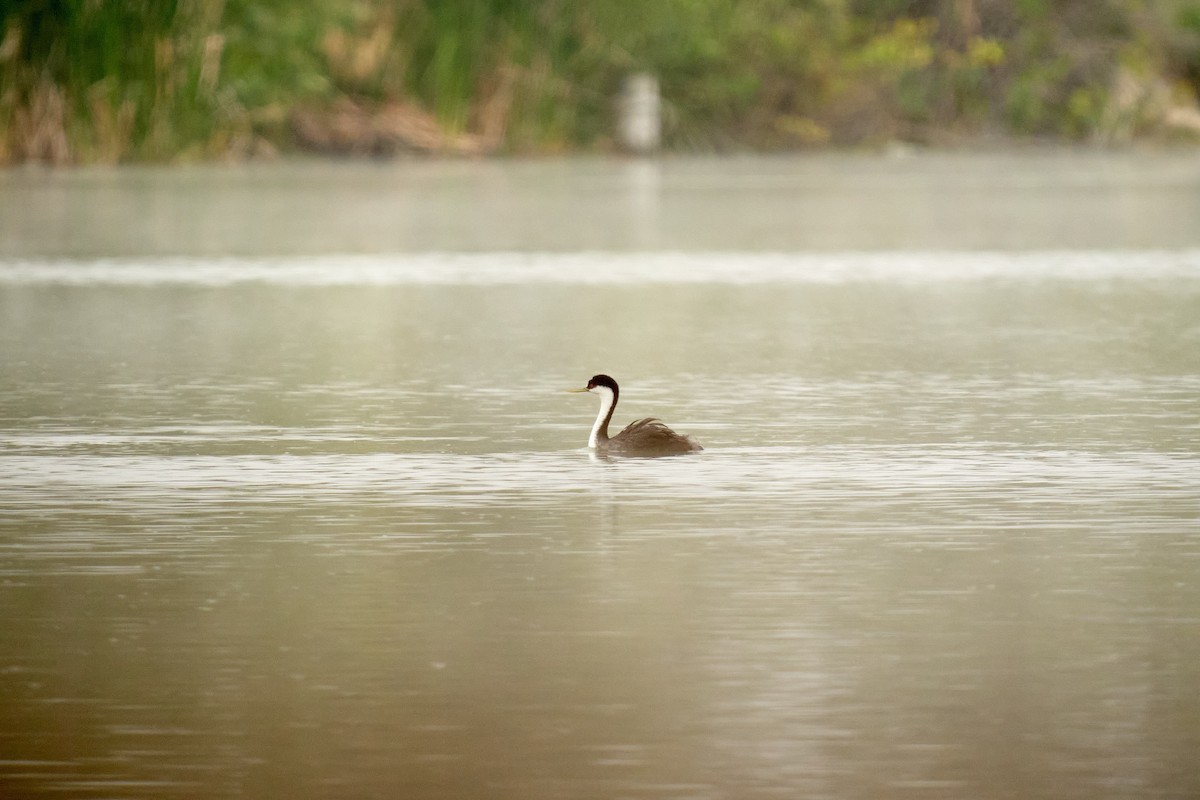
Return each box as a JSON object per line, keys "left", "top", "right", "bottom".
{"left": 2, "top": 446, "right": 1194, "bottom": 518}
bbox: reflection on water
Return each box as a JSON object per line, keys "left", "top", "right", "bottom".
{"left": 2, "top": 159, "right": 1200, "bottom": 799}
{"left": 3, "top": 152, "right": 1200, "bottom": 257}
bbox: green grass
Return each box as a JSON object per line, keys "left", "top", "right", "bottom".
{"left": 2, "top": 0, "right": 1198, "bottom": 164}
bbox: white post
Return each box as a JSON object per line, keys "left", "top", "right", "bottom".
{"left": 618, "top": 73, "right": 661, "bottom": 154}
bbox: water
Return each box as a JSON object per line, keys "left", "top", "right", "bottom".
{"left": 2, "top": 155, "right": 1200, "bottom": 799}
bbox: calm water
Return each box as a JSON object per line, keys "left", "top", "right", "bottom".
{"left": 2, "top": 155, "right": 1200, "bottom": 799}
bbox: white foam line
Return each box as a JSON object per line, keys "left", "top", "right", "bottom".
{"left": 2, "top": 250, "right": 1200, "bottom": 287}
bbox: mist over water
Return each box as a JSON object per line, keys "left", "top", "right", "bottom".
{"left": 2, "top": 155, "right": 1199, "bottom": 799}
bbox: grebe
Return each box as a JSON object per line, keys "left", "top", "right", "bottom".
{"left": 567, "top": 374, "right": 702, "bottom": 457}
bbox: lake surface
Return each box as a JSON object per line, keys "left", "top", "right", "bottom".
{"left": 2, "top": 154, "right": 1199, "bottom": 799}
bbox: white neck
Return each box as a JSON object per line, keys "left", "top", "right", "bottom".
{"left": 589, "top": 386, "right": 615, "bottom": 448}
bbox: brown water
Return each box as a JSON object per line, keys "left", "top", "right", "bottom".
{"left": 1, "top": 154, "right": 1199, "bottom": 799}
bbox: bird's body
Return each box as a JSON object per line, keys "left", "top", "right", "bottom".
{"left": 568, "top": 374, "right": 702, "bottom": 457}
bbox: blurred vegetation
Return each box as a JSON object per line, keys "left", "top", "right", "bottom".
{"left": 2, "top": 0, "right": 1200, "bottom": 164}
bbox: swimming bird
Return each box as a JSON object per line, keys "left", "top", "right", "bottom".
{"left": 567, "top": 374, "right": 702, "bottom": 457}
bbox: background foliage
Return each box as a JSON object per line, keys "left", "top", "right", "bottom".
{"left": 2, "top": 0, "right": 1199, "bottom": 163}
